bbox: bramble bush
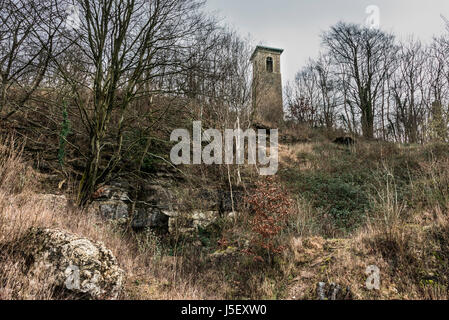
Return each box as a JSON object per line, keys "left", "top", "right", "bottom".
{"left": 244, "top": 177, "right": 294, "bottom": 264}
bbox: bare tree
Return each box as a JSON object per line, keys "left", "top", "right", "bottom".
{"left": 0, "top": 0, "right": 61, "bottom": 119}
{"left": 390, "top": 39, "right": 427, "bottom": 143}
{"left": 286, "top": 61, "right": 319, "bottom": 125}
{"left": 285, "top": 55, "right": 341, "bottom": 129}
{"left": 178, "top": 28, "right": 253, "bottom": 129}
{"left": 53, "top": 0, "right": 211, "bottom": 205}
{"left": 322, "top": 22, "right": 396, "bottom": 139}
{"left": 315, "top": 54, "right": 340, "bottom": 128}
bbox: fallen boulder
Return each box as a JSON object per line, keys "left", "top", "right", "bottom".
{"left": 16, "top": 228, "right": 124, "bottom": 299}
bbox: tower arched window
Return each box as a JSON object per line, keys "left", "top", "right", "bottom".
{"left": 266, "top": 57, "right": 273, "bottom": 73}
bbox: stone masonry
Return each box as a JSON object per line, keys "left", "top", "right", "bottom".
{"left": 250, "top": 45, "right": 284, "bottom": 126}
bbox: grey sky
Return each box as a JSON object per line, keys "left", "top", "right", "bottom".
{"left": 204, "top": 0, "right": 449, "bottom": 84}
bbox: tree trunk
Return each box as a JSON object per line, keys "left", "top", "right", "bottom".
{"left": 361, "top": 98, "right": 375, "bottom": 139}
{"left": 77, "top": 133, "right": 102, "bottom": 206}
{"left": 0, "top": 82, "right": 7, "bottom": 114}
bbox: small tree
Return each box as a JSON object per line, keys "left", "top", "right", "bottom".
{"left": 244, "top": 177, "right": 294, "bottom": 264}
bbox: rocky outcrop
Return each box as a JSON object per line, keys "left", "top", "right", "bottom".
{"left": 89, "top": 183, "right": 131, "bottom": 221}
{"left": 92, "top": 182, "right": 131, "bottom": 202}
{"left": 168, "top": 210, "right": 220, "bottom": 234}
{"left": 131, "top": 204, "right": 169, "bottom": 231}
{"left": 192, "top": 211, "right": 221, "bottom": 228}
{"left": 89, "top": 201, "right": 129, "bottom": 220}
{"left": 139, "top": 184, "right": 177, "bottom": 212}
{"left": 88, "top": 180, "right": 243, "bottom": 235}
{"left": 17, "top": 228, "right": 124, "bottom": 299}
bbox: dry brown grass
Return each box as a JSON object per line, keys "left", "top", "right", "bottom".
{"left": 1, "top": 132, "right": 448, "bottom": 300}
{"left": 278, "top": 143, "right": 316, "bottom": 171}
{"left": 277, "top": 137, "right": 449, "bottom": 300}
{"left": 283, "top": 213, "right": 449, "bottom": 300}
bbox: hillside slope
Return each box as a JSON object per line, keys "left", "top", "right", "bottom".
{"left": 0, "top": 135, "right": 448, "bottom": 300}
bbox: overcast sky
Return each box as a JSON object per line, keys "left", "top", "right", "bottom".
{"left": 204, "top": 0, "right": 449, "bottom": 84}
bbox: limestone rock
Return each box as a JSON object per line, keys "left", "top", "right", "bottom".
{"left": 92, "top": 184, "right": 130, "bottom": 202}
{"left": 167, "top": 212, "right": 194, "bottom": 235}
{"left": 139, "top": 184, "right": 176, "bottom": 211}
{"left": 18, "top": 228, "right": 124, "bottom": 299}
{"left": 131, "top": 205, "right": 169, "bottom": 231}
{"left": 89, "top": 182, "right": 236, "bottom": 235}
{"left": 192, "top": 211, "right": 220, "bottom": 229}
{"left": 168, "top": 210, "right": 220, "bottom": 234}
{"left": 89, "top": 201, "right": 129, "bottom": 220}
{"left": 101, "top": 201, "right": 129, "bottom": 220}
{"left": 89, "top": 183, "right": 131, "bottom": 220}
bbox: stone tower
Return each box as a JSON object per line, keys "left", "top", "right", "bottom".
{"left": 250, "top": 46, "right": 284, "bottom": 126}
